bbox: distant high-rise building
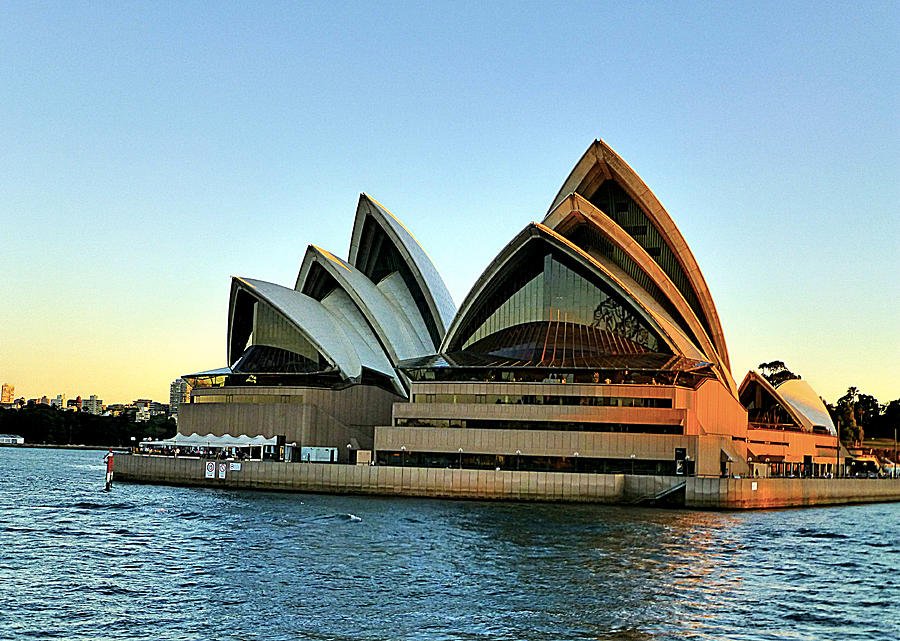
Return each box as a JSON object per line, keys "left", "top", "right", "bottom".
{"left": 82, "top": 395, "right": 103, "bottom": 415}
{"left": 39, "top": 396, "right": 50, "bottom": 405}
{"left": 0, "top": 384, "right": 14, "bottom": 404}
{"left": 169, "top": 378, "right": 191, "bottom": 421}
{"left": 66, "top": 399, "right": 80, "bottom": 411}
{"left": 135, "top": 406, "right": 151, "bottom": 422}
{"left": 51, "top": 394, "right": 66, "bottom": 409}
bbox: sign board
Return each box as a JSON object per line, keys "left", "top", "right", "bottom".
{"left": 751, "top": 481, "right": 758, "bottom": 491}
{"left": 229, "top": 462, "right": 242, "bottom": 472}
{"left": 204, "top": 461, "right": 216, "bottom": 479}
{"left": 218, "top": 463, "right": 227, "bottom": 479}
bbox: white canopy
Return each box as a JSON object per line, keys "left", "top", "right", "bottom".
{"left": 140, "top": 432, "right": 277, "bottom": 448}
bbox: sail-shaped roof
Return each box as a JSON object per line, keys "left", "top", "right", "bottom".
{"left": 544, "top": 192, "right": 736, "bottom": 394}
{"left": 296, "top": 245, "right": 432, "bottom": 362}
{"left": 348, "top": 194, "right": 456, "bottom": 350}
{"left": 738, "top": 371, "right": 837, "bottom": 436}
{"left": 776, "top": 379, "right": 837, "bottom": 436}
{"left": 227, "top": 276, "right": 401, "bottom": 392}
{"left": 441, "top": 222, "right": 708, "bottom": 364}
{"left": 546, "top": 139, "right": 730, "bottom": 371}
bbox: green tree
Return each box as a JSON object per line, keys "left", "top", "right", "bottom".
{"left": 758, "top": 361, "right": 801, "bottom": 387}
{"left": 868, "top": 398, "right": 900, "bottom": 440}
{"left": 0, "top": 406, "right": 175, "bottom": 447}
{"left": 834, "top": 387, "right": 863, "bottom": 445}
{"left": 855, "top": 393, "right": 880, "bottom": 439}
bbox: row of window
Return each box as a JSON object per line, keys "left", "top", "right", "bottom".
{"left": 377, "top": 450, "right": 681, "bottom": 475}
{"left": 748, "top": 439, "right": 789, "bottom": 447}
{"left": 411, "top": 393, "right": 673, "bottom": 408}
{"left": 394, "top": 417, "right": 683, "bottom": 434}
{"left": 192, "top": 394, "right": 305, "bottom": 404}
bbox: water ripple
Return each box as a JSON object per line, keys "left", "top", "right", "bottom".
{"left": 2, "top": 448, "right": 899, "bottom": 641}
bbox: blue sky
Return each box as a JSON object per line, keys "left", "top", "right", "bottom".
{"left": 1, "top": 1, "right": 897, "bottom": 403}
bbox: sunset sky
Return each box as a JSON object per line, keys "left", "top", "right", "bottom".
{"left": 2, "top": 2, "right": 897, "bottom": 405}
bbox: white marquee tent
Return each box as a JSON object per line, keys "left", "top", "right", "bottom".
{"left": 139, "top": 432, "right": 277, "bottom": 449}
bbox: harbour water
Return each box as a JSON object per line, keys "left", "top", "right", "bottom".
{"left": 3, "top": 448, "right": 898, "bottom": 640}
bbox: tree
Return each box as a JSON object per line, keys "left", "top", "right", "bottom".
{"left": 0, "top": 405, "right": 175, "bottom": 447}
{"left": 835, "top": 387, "right": 863, "bottom": 445}
{"left": 867, "top": 398, "right": 900, "bottom": 440}
{"left": 758, "top": 361, "right": 801, "bottom": 387}
{"left": 855, "top": 393, "right": 880, "bottom": 439}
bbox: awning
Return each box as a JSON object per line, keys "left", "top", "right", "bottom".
{"left": 140, "top": 432, "right": 277, "bottom": 448}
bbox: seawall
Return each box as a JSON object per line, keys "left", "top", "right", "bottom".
{"left": 116, "top": 454, "right": 900, "bottom": 509}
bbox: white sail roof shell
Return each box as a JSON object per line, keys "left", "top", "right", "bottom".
{"left": 775, "top": 379, "right": 838, "bottom": 436}
{"left": 233, "top": 277, "right": 400, "bottom": 384}
{"left": 296, "top": 246, "right": 432, "bottom": 362}
{"left": 349, "top": 194, "right": 456, "bottom": 342}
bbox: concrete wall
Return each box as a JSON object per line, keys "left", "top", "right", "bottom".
{"left": 395, "top": 378, "right": 751, "bottom": 478}
{"left": 117, "top": 454, "right": 651, "bottom": 503}
{"left": 686, "top": 477, "right": 900, "bottom": 509}
{"left": 399, "top": 381, "right": 684, "bottom": 428}
{"left": 116, "top": 454, "right": 900, "bottom": 509}
{"left": 180, "top": 384, "right": 402, "bottom": 460}
{"left": 376, "top": 426, "right": 698, "bottom": 463}
{"left": 747, "top": 427, "right": 839, "bottom": 465}
{"left": 687, "top": 378, "right": 748, "bottom": 439}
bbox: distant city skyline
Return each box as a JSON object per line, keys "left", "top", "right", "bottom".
{"left": 2, "top": 2, "right": 897, "bottom": 404}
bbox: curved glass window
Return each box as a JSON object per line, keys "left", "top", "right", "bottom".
{"left": 458, "top": 249, "right": 663, "bottom": 355}
{"left": 588, "top": 180, "right": 713, "bottom": 341}
{"left": 251, "top": 300, "right": 321, "bottom": 361}
{"left": 232, "top": 345, "right": 326, "bottom": 374}
{"left": 230, "top": 292, "right": 327, "bottom": 369}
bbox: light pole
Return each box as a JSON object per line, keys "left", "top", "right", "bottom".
{"left": 836, "top": 419, "right": 841, "bottom": 478}
{"left": 894, "top": 427, "right": 898, "bottom": 479}
{"left": 630, "top": 453, "right": 636, "bottom": 475}
{"left": 458, "top": 447, "right": 463, "bottom": 469}
{"left": 401, "top": 445, "right": 407, "bottom": 467}
{"left": 516, "top": 449, "right": 521, "bottom": 471}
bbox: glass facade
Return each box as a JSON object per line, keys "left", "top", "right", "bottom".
{"left": 588, "top": 179, "right": 714, "bottom": 341}
{"left": 232, "top": 345, "right": 324, "bottom": 374}
{"left": 252, "top": 301, "right": 321, "bottom": 362}
{"left": 412, "top": 393, "right": 672, "bottom": 408}
{"left": 377, "top": 450, "right": 678, "bottom": 475}
{"left": 567, "top": 223, "right": 702, "bottom": 349}
{"left": 192, "top": 394, "right": 304, "bottom": 404}
{"left": 227, "top": 295, "right": 331, "bottom": 375}
{"left": 459, "top": 250, "right": 662, "bottom": 354}
{"left": 394, "top": 417, "right": 682, "bottom": 434}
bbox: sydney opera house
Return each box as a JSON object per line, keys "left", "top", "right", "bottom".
{"left": 182, "top": 140, "right": 840, "bottom": 479}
